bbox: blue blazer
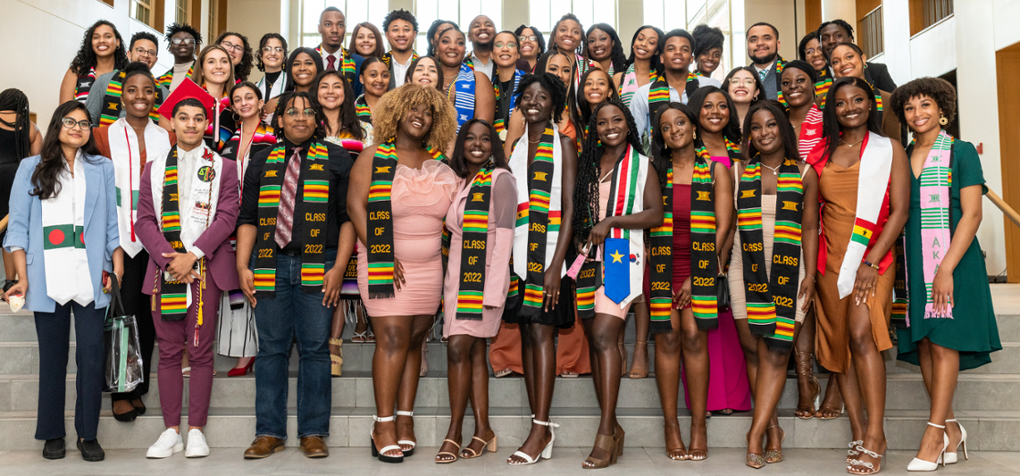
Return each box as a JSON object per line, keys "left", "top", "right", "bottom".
{"left": 3, "top": 154, "right": 120, "bottom": 312}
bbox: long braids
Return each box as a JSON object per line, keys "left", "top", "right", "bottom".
{"left": 573, "top": 100, "right": 643, "bottom": 244}
{"left": 0, "top": 89, "right": 31, "bottom": 159}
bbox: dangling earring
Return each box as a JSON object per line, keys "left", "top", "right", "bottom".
{"left": 939, "top": 115, "right": 949, "bottom": 126}
{"left": 693, "top": 130, "right": 697, "bottom": 140}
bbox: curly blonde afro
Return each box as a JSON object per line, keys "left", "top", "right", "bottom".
{"left": 371, "top": 84, "right": 457, "bottom": 151}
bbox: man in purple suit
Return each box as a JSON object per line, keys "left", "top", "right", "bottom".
{"left": 135, "top": 98, "right": 240, "bottom": 459}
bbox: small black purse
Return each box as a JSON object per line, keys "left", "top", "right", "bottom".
{"left": 717, "top": 273, "right": 731, "bottom": 310}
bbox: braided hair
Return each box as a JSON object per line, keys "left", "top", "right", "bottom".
{"left": 70, "top": 20, "right": 129, "bottom": 75}
{"left": 0, "top": 89, "right": 31, "bottom": 159}
{"left": 585, "top": 23, "right": 627, "bottom": 73}
{"left": 624, "top": 26, "right": 664, "bottom": 73}
{"left": 821, "top": 77, "right": 882, "bottom": 160}
{"left": 573, "top": 99, "right": 643, "bottom": 243}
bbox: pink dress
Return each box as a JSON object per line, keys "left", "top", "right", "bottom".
{"left": 683, "top": 155, "right": 752, "bottom": 412}
{"left": 443, "top": 168, "right": 517, "bottom": 338}
{"left": 357, "top": 160, "right": 458, "bottom": 316}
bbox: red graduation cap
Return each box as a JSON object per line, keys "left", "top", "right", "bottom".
{"left": 156, "top": 78, "right": 221, "bottom": 122}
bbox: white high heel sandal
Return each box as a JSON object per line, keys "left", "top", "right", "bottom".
{"left": 370, "top": 415, "right": 404, "bottom": 463}
{"left": 395, "top": 410, "right": 416, "bottom": 457}
{"left": 507, "top": 419, "right": 559, "bottom": 465}
{"left": 944, "top": 419, "right": 968, "bottom": 464}
{"left": 907, "top": 422, "right": 948, "bottom": 472}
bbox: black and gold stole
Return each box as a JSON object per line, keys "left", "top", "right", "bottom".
{"left": 453, "top": 164, "right": 494, "bottom": 320}
{"left": 157, "top": 147, "right": 188, "bottom": 321}
{"left": 648, "top": 161, "right": 674, "bottom": 334}
{"left": 689, "top": 156, "right": 718, "bottom": 330}
{"left": 519, "top": 126, "right": 557, "bottom": 317}
{"left": 736, "top": 156, "right": 803, "bottom": 351}
{"left": 253, "top": 142, "right": 331, "bottom": 297}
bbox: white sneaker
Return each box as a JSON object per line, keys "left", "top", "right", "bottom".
{"left": 185, "top": 429, "right": 210, "bottom": 458}
{"left": 146, "top": 429, "right": 184, "bottom": 458}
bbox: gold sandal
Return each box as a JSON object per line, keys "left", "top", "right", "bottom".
{"left": 582, "top": 433, "right": 617, "bottom": 469}
{"left": 435, "top": 439, "right": 460, "bottom": 464}
{"left": 461, "top": 434, "right": 498, "bottom": 459}
{"left": 329, "top": 338, "right": 343, "bottom": 376}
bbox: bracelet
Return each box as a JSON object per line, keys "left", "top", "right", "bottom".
{"left": 862, "top": 260, "right": 880, "bottom": 270}
{"left": 804, "top": 275, "right": 816, "bottom": 283}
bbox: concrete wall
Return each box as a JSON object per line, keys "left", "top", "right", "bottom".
{"left": 876, "top": 0, "right": 1015, "bottom": 275}
{"left": 742, "top": 0, "right": 805, "bottom": 64}
{"left": 1, "top": 0, "right": 194, "bottom": 129}
{"left": 226, "top": 0, "right": 284, "bottom": 80}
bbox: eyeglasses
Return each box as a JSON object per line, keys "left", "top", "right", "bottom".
{"left": 494, "top": 41, "right": 518, "bottom": 50}
{"left": 220, "top": 41, "right": 243, "bottom": 53}
{"left": 285, "top": 108, "right": 316, "bottom": 118}
{"left": 133, "top": 47, "right": 157, "bottom": 57}
{"left": 519, "top": 35, "right": 537, "bottom": 42}
{"left": 171, "top": 37, "right": 196, "bottom": 46}
{"left": 804, "top": 47, "right": 819, "bottom": 56}
{"left": 728, "top": 78, "right": 756, "bottom": 86}
{"left": 61, "top": 117, "right": 91, "bottom": 130}
{"left": 262, "top": 46, "right": 284, "bottom": 54}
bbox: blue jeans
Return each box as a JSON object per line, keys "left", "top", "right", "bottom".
{"left": 254, "top": 249, "right": 336, "bottom": 439}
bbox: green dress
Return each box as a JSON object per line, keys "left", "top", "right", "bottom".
{"left": 897, "top": 139, "right": 1001, "bottom": 370}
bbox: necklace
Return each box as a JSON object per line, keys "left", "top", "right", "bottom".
{"left": 839, "top": 137, "right": 865, "bottom": 148}
{"left": 527, "top": 135, "right": 542, "bottom": 144}
{"left": 761, "top": 161, "right": 781, "bottom": 175}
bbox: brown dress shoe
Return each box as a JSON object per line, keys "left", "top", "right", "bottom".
{"left": 244, "top": 436, "right": 285, "bottom": 459}
{"left": 300, "top": 436, "right": 329, "bottom": 458}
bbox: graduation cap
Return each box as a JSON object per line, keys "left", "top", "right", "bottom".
{"left": 156, "top": 78, "right": 221, "bottom": 122}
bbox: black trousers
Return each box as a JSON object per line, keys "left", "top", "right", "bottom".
{"left": 111, "top": 250, "right": 155, "bottom": 402}
{"left": 34, "top": 301, "right": 105, "bottom": 441}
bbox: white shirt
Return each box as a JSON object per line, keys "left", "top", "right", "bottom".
{"left": 176, "top": 144, "right": 206, "bottom": 259}
{"left": 318, "top": 46, "right": 344, "bottom": 70}
{"left": 470, "top": 52, "right": 494, "bottom": 81}
{"left": 753, "top": 60, "right": 776, "bottom": 77}
{"left": 629, "top": 82, "right": 688, "bottom": 142}
{"left": 391, "top": 53, "right": 414, "bottom": 84}
{"left": 169, "top": 61, "right": 194, "bottom": 92}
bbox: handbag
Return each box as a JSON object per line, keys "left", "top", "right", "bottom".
{"left": 103, "top": 277, "right": 144, "bottom": 393}
{"left": 717, "top": 272, "right": 731, "bottom": 310}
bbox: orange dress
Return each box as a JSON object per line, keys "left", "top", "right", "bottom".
{"left": 813, "top": 160, "right": 894, "bottom": 374}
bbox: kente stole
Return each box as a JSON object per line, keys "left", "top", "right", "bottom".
{"left": 689, "top": 156, "right": 719, "bottom": 330}
{"left": 454, "top": 164, "right": 495, "bottom": 320}
{"left": 736, "top": 157, "right": 803, "bottom": 351}
{"left": 253, "top": 142, "right": 331, "bottom": 296}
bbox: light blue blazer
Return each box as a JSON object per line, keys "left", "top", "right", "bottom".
{"left": 3, "top": 154, "right": 120, "bottom": 312}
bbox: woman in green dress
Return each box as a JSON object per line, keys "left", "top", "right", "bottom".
{"left": 889, "top": 77, "right": 1001, "bottom": 471}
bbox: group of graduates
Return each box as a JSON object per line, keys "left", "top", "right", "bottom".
{"left": 0, "top": 5, "right": 1002, "bottom": 475}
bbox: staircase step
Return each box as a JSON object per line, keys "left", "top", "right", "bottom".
{"left": 3, "top": 372, "right": 1018, "bottom": 414}
{"left": 0, "top": 407, "right": 1016, "bottom": 451}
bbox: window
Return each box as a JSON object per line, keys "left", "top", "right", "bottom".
{"left": 643, "top": 0, "right": 734, "bottom": 82}
{"left": 859, "top": 6, "right": 883, "bottom": 58}
{"left": 176, "top": 0, "right": 191, "bottom": 25}
{"left": 301, "top": 0, "right": 391, "bottom": 49}
{"left": 910, "top": 0, "right": 954, "bottom": 35}
{"left": 414, "top": 0, "right": 503, "bottom": 53}
{"left": 209, "top": 0, "right": 219, "bottom": 39}
{"left": 530, "top": 0, "right": 615, "bottom": 44}
{"left": 131, "top": 0, "right": 164, "bottom": 31}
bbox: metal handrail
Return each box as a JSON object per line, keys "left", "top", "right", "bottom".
{"left": 987, "top": 190, "right": 1020, "bottom": 229}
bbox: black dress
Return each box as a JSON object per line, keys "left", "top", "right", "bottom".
{"left": 0, "top": 126, "right": 26, "bottom": 240}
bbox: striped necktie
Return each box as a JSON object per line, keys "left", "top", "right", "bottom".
{"left": 274, "top": 147, "right": 302, "bottom": 248}
{"left": 759, "top": 68, "right": 768, "bottom": 83}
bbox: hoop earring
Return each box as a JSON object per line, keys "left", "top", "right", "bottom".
{"left": 232, "top": 111, "right": 241, "bottom": 123}
{"left": 939, "top": 115, "right": 949, "bottom": 126}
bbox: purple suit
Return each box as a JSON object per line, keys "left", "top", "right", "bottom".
{"left": 135, "top": 146, "right": 240, "bottom": 428}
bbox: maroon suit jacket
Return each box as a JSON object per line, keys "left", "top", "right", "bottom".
{"left": 136, "top": 147, "right": 241, "bottom": 294}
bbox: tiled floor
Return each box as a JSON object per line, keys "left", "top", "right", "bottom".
{"left": 0, "top": 446, "right": 1017, "bottom": 475}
